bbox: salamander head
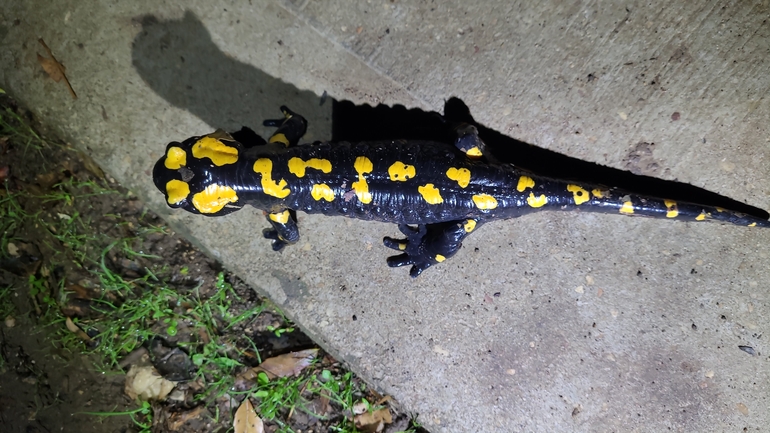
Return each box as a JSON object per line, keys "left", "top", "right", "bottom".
{"left": 153, "top": 130, "right": 244, "bottom": 216}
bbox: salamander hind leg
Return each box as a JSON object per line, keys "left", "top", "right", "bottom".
{"left": 263, "top": 106, "right": 308, "bottom": 147}
{"left": 263, "top": 209, "right": 300, "bottom": 251}
{"left": 383, "top": 219, "right": 483, "bottom": 277}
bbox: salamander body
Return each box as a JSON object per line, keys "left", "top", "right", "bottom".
{"left": 153, "top": 107, "right": 770, "bottom": 277}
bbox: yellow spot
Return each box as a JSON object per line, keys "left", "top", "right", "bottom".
{"left": 253, "top": 158, "right": 290, "bottom": 198}
{"left": 619, "top": 201, "right": 635, "bottom": 214}
{"left": 269, "top": 133, "right": 290, "bottom": 146}
{"left": 527, "top": 193, "right": 548, "bottom": 208}
{"left": 664, "top": 200, "right": 679, "bottom": 218}
{"left": 463, "top": 219, "right": 477, "bottom": 232}
{"left": 397, "top": 242, "right": 407, "bottom": 251}
{"left": 591, "top": 189, "right": 606, "bottom": 198}
{"left": 435, "top": 254, "right": 446, "bottom": 262}
{"left": 165, "top": 179, "right": 190, "bottom": 205}
{"left": 388, "top": 161, "right": 416, "bottom": 181}
{"left": 716, "top": 207, "right": 725, "bottom": 212}
{"left": 567, "top": 184, "right": 590, "bottom": 205}
{"left": 446, "top": 167, "right": 471, "bottom": 188}
{"left": 288, "top": 157, "right": 333, "bottom": 178}
{"left": 418, "top": 184, "right": 444, "bottom": 204}
{"left": 352, "top": 156, "right": 373, "bottom": 204}
{"left": 465, "top": 147, "right": 483, "bottom": 157}
{"left": 516, "top": 176, "right": 535, "bottom": 192}
{"left": 191, "top": 184, "right": 238, "bottom": 214}
{"left": 472, "top": 194, "right": 498, "bottom": 210}
{"left": 311, "top": 184, "right": 335, "bottom": 202}
{"left": 269, "top": 210, "right": 290, "bottom": 223}
{"left": 191, "top": 136, "right": 238, "bottom": 166}
{"left": 164, "top": 147, "right": 187, "bottom": 170}
{"left": 748, "top": 222, "right": 757, "bottom": 227}
{"left": 695, "top": 211, "right": 707, "bottom": 221}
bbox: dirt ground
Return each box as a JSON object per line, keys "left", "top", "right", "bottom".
{"left": 0, "top": 97, "right": 418, "bottom": 432}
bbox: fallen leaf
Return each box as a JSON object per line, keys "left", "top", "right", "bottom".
{"left": 354, "top": 407, "right": 392, "bottom": 433}
{"left": 247, "top": 348, "right": 318, "bottom": 380}
{"left": 166, "top": 406, "right": 208, "bottom": 431}
{"left": 234, "top": 398, "right": 263, "bottom": 433}
{"left": 124, "top": 364, "right": 176, "bottom": 401}
{"left": 36, "top": 38, "right": 77, "bottom": 99}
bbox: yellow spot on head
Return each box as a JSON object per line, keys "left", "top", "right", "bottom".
{"left": 567, "top": 184, "right": 590, "bottom": 205}
{"left": 695, "top": 211, "right": 708, "bottom": 221}
{"left": 268, "top": 133, "right": 290, "bottom": 146}
{"left": 446, "top": 167, "right": 471, "bottom": 188}
{"left": 311, "top": 184, "right": 335, "bottom": 202}
{"left": 435, "top": 254, "right": 446, "bottom": 262}
{"left": 664, "top": 199, "right": 679, "bottom": 218}
{"left": 388, "top": 161, "right": 416, "bottom": 181}
{"left": 465, "top": 147, "right": 483, "bottom": 157}
{"left": 288, "top": 157, "right": 332, "bottom": 178}
{"left": 463, "top": 219, "right": 476, "bottom": 232}
{"left": 164, "top": 147, "right": 187, "bottom": 170}
{"left": 472, "top": 194, "right": 498, "bottom": 210}
{"left": 591, "top": 189, "right": 606, "bottom": 199}
{"left": 516, "top": 176, "right": 535, "bottom": 192}
{"left": 619, "top": 201, "right": 635, "bottom": 214}
{"left": 192, "top": 136, "right": 239, "bottom": 166}
{"left": 269, "top": 210, "right": 290, "bottom": 223}
{"left": 352, "top": 156, "right": 373, "bottom": 204}
{"left": 253, "top": 158, "right": 291, "bottom": 198}
{"left": 527, "top": 193, "right": 548, "bottom": 208}
{"left": 748, "top": 222, "right": 757, "bottom": 227}
{"left": 165, "top": 179, "right": 190, "bottom": 205}
{"left": 418, "top": 183, "right": 444, "bottom": 204}
{"left": 191, "top": 184, "right": 238, "bottom": 214}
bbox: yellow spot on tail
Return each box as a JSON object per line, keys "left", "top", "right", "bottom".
{"left": 311, "top": 184, "right": 335, "bottom": 202}
{"left": 269, "top": 133, "right": 290, "bottom": 146}
{"left": 352, "top": 156, "right": 373, "bottom": 204}
{"left": 435, "top": 254, "right": 446, "bottom": 262}
{"left": 388, "top": 161, "right": 416, "bottom": 181}
{"left": 192, "top": 136, "right": 238, "bottom": 166}
{"left": 517, "top": 176, "right": 535, "bottom": 192}
{"left": 165, "top": 179, "right": 190, "bottom": 205}
{"left": 288, "top": 157, "right": 332, "bottom": 178}
{"left": 253, "top": 158, "right": 290, "bottom": 198}
{"left": 446, "top": 167, "right": 471, "bottom": 188}
{"left": 269, "top": 210, "right": 290, "bottom": 223}
{"left": 619, "top": 201, "right": 635, "bottom": 214}
{"left": 473, "top": 194, "right": 498, "bottom": 209}
{"left": 748, "top": 222, "right": 757, "bottom": 227}
{"left": 191, "top": 184, "right": 238, "bottom": 214}
{"left": 463, "top": 219, "right": 477, "bottom": 232}
{"left": 592, "top": 189, "right": 606, "bottom": 198}
{"left": 527, "top": 193, "right": 548, "bottom": 208}
{"left": 695, "top": 211, "right": 708, "bottom": 221}
{"left": 465, "top": 147, "right": 483, "bottom": 157}
{"left": 418, "top": 184, "right": 444, "bottom": 204}
{"left": 664, "top": 200, "right": 679, "bottom": 218}
{"left": 567, "top": 184, "right": 590, "bottom": 205}
{"left": 165, "top": 147, "right": 187, "bottom": 170}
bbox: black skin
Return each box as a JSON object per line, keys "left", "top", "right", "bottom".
{"left": 153, "top": 106, "right": 770, "bottom": 277}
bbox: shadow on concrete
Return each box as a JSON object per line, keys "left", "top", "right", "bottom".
{"left": 131, "top": 11, "right": 322, "bottom": 133}
{"left": 334, "top": 98, "right": 769, "bottom": 219}
{"left": 131, "top": 10, "right": 767, "bottom": 219}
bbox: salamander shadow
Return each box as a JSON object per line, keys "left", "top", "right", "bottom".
{"left": 132, "top": 10, "right": 766, "bottom": 219}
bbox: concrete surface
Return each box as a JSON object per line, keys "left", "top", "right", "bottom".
{"left": 2, "top": 1, "right": 770, "bottom": 431}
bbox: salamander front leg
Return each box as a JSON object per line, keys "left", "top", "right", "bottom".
{"left": 453, "top": 124, "right": 497, "bottom": 163}
{"left": 263, "top": 106, "right": 308, "bottom": 147}
{"left": 383, "top": 218, "right": 483, "bottom": 277}
{"left": 263, "top": 209, "right": 300, "bottom": 251}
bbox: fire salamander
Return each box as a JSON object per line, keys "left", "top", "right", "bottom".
{"left": 153, "top": 106, "right": 770, "bottom": 277}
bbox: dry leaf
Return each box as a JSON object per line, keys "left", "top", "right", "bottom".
{"left": 124, "top": 364, "right": 176, "bottom": 401}
{"left": 64, "top": 316, "right": 93, "bottom": 343}
{"left": 36, "top": 38, "right": 77, "bottom": 99}
{"left": 250, "top": 348, "right": 319, "bottom": 380}
{"left": 354, "top": 407, "right": 392, "bottom": 433}
{"left": 234, "top": 398, "right": 263, "bottom": 433}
